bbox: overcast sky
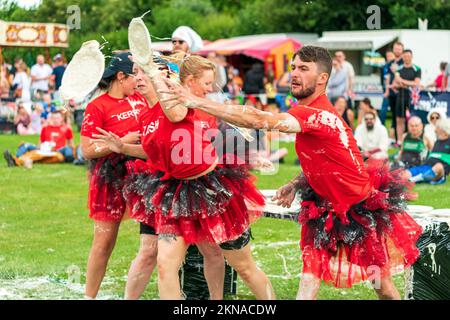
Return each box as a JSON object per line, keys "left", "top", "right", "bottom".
{"left": 15, "top": 0, "right": 42, "bottom": 9}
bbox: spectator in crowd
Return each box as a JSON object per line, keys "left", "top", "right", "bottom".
{"left": 14, "top": 103, "right": 32, "bottom": 135}
{"left": 243, "top": 63, "right": 265, "bottom": 94}
{"left": 30, "top": 103, "right": 44, "bottom": 135}
{"left": 276, "top": 70, "right": 291, "bottom": 94}
{"left": 334, "top": 50, "right": 355, "bottom": 104}
{"left": 264, "top": 72, "right": 277, "bottom": 104}
{"left": 405, "top": 118, "right": 450, "bottom": 185}
{"left": 275, "top": 70, "right": 291, "bottom": 111}
{"left": 223, "top": 66, "right": 243, "bottom": 97}
{"left": 357, "top": 97, "right": 381, "bottom": 126}
{"left": 392, "top": 49, "right": 421, "bottom": 145}
{"left": 327, "top": 57, "right": 348, "bottom": 104}
{"left": 41, "top": 93, "right": 56, "bottom": 119}
{"left": 354, "top": 110, "right": 389, "bottom": 160}
{"left": 206, "top": 52, "right": 228, "bottom": 103}
{"left": 8, "top": 57, "right": 23, "bottom": 94}
{"left": 396, "top": 116, "right": 432, "bottom": 169}
{"left": 1, "top": 65, "right": 11, "bottom": 98}
{"left": 424, "top": 108, "right": 446, "bottom": 145}
{"left": 444, "top": 61, "right": 450, "bottom": 91}
{"left": 3, "top": 110, "right": 75, "bottom": 168}
{"left": 384, "top": 41, "right": 405, "bottom": 144}
{"left": 8, "top": 57, "right": 22, "bottom": 78}
{"left": 334, "top": 95, "right": 355, "bottom": 131}
{"left": 51, "top": 54, "right": 66, "bottom": 101}
{"left": 12, "top": 61, "right": 31, "bottom": 103}
{"left": 171, "top": 26, "right": 203, "bottom": 54}
{"left": 30, "top": 54, "right": 53, "bottom": 96}
{"left": 425, "top": 62, "right": 447, "bottom": 92}
{"left": 380, "top": 50, "right": 395, "bottom": 124}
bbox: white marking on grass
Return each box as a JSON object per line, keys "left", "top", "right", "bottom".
{"left": 0, "top": 276, "right": 120, "bottom": 300}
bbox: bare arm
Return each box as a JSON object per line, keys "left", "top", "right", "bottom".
{"left": 80, "top": 135, "right": 112, "bottom": 160}
{"left": 160, "top": 81, "right": 302, "bottom": 133}
{"left": 384, "top": 74, "right": 391, "bottom": 97}
{"left": 121, "top": 144, "right": 148, "bottom": 159}
{"left": 143, "top": 67, "right": 188, "bottom": 123}
{"left": 196, "top": 100, "right": 301, "bottom": 133}
{"left": 424, "top": 136, "right": 433, "bottom": 151}
{"left": 91, "top": 127, "right": 148, "bottom": 159}
{"left": 347, "top": 109, "right": 355, "bottom": 131}
{"left": 400, "top": 77, "right": 421, "bottom": 87}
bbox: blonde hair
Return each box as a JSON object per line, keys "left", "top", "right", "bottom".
{"left": 166, "top": 52, "right": 216, "bottom": 84}
{"left": 436, "top": 118, "right": 450, "bottom": 135}
{"left": 18, "top": 61, "right": 30, "bottom": 75}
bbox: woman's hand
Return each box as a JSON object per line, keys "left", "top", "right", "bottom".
{"left": 157, "top": 78, "right": 203, "bottom": 110}
{"left": 121, "top": 131, "right": 141, "bottom": 144}
{"left": 91, "top": 127, "right": 125, "bottom": 154}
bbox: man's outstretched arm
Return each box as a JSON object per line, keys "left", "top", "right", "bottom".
{"left": 158, "top": 79, "right": 302, "bottom": 133}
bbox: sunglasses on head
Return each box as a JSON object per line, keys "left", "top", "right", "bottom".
{"left": 172, "top": 39, "right": 185, "bottom": 45}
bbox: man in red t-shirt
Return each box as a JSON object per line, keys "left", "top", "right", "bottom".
{"left": 160, "top": 45, "right": 421, "bottom": 300}
{"left": 4, "top": 111, "right": 75, "bottom": 167}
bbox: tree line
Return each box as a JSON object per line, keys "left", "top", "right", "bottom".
{"left": 1, "top": 0, "right": 449, "bottom": 63}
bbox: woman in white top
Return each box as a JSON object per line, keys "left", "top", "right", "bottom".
{"left": 424, "top": 108, "right": 446, "bottom": 146}
{"left": 13, "top": 62, "right": 31, "bottom": 102}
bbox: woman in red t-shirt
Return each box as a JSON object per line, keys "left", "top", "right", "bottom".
{"left": 94, "top": 55, "right": 274, "bottom": 300}
{"left": 80, "top": 52, "right": 149, "bottom": 299}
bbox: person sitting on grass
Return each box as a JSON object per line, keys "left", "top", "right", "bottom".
{"left": 395, "top": 116, "right": 432, "bottom": 169}
{"left": 354, "top": 110, "right": 389, "bottom": 160}
{"left": 404, "top": 118, "right": 450, "bottom": 185}
{"left": 3, "top": 110, "right": 75, "bottom": 167}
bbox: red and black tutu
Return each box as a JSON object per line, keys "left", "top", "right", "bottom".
{"left": 123, "top": 159, "right": 265, "bottom": 245}
{"left": 87, "top": 153, "right": 136, "bottom": 222}
{"left": 298, "top": 159, "right": 423, "bottom": 288}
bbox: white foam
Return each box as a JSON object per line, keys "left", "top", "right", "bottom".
{"left": 0, "top": 276, "right": 120, "bottom": 300}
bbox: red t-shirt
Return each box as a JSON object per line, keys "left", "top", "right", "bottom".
{"left": 139, "top": 103, "right": 217, "bottom": 180}
{"left": 81, "top": 92, "right": 148, "bottom": 138}
{"left": 195, "top": 110, "right": 218, "bottom": 130}
{"left": 288, "top": 94, "right": 371, "bottom": 210}
{"left": 40, "top": 125, "right": 73, "bottom": 150}
{"left": 435, "top": 73, "right": 444, "bottom": 91}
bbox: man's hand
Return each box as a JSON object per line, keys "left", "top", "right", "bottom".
{"left": 121, "top": 131, "right": 141, "bottom": 144}
{"left": 91, "top": 127, "right": 125, "bottom": 154}
{"left": 271, "top": 183, "right": 298, "bottom": 208}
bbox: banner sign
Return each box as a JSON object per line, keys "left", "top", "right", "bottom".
{"left": 0, "top": 20, "right": 69, "bottom": 48}
{"left": 411, "top": 91, "right": 450, "bottom": 124}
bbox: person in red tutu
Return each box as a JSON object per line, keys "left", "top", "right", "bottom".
{"left": 159, "top": 45, "right": 423, "bottom": 300}
{"left": 80, "top": 52, "right": 149, "bottom": 299}
{"left": 105, "top": 55, "right": 228, "bottom": 300}
{"left": 93, "top": 54, "right": 274, "bottom": 300}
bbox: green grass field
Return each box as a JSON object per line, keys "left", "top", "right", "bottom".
{"left": 0, "top": 132, "right": 449, "bottom": 300}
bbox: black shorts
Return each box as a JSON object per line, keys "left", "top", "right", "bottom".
{"left": 219, "top": 229, "right": 253, "bottom": 250}
{"left": 395, "top": 90, "right": 410, "bottom": 118}
{"left": 139, "top": 223, "right": 156, "bottom": 235}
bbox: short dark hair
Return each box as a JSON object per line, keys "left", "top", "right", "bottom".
{"left": 361, "top": 97, "right": 374, "bottom": 109}
{"left": 403, "top": 49, "right": 413, "bottom": 55}
{"left": 440, "top": 62, "right": 448, "bottom": 71}
{"left": 393, "top": 41, "right": 404, "bottom": 48}
{"left": 293, "top": 46, "right": 332, "bottom": 76}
